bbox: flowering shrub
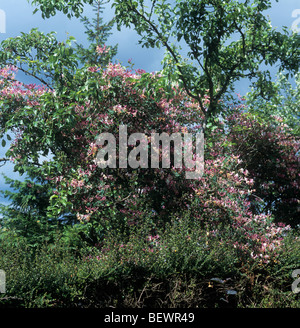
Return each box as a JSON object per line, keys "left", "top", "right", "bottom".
{"left": 0, "top": 62, "right": 203, "bottom": 236}
{"left": 1, "top": 0, "right": 299, "bottom": 308}
{"left": 189, "top": 153, "right": 291, "bottom": 264}
{"left": 0, "top": 59, "right": 297, "bottom": 266}
{"left": 227, "top": 110, "right": 300, "bottom": 227}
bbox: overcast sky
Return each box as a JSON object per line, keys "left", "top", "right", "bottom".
{"left": 0, "top": 0, "right": 299, "bottom": 203}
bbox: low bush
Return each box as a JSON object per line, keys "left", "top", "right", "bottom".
{"left": 1, "top": 219, "right": 299, "bottom": 308}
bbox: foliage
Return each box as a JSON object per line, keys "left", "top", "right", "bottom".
{"left": 0, "top": 1, "right": 118, "bottom": 247}
{"left": 247, "top": 72, "right": 300, "bottom": 137}
{"left": 76, "top": 0, "right": 118, "bottom": 66}
{"left": 0, "top": 28, "right": 77, "bottom": 91}
{"left": 0, "top": 51, "right": 298, "bottom": 249}
{"left": 0, "top": 237, "right": 104, "bottom": 307}
{"left": 29, "top": 0, "right": 94, "bottom": 19}
{"left": 0, "top": 170, "right": 57, "bottom": 247}
{"left": 227, "top": 110, "right": 300, "bottom": 227}
{"left": 0, "top": 62, "right": 201, "bottom": 241}
{"left": 28, "top": 0, "right": 300, "bottom": 131}
{"left": 0, "top": 0, "right": 299, "bottom": 309}
{"left": 112, "top": 0, "right": 300, "bottom": 131}
{"left": 0, "top": 222, "right": 299, "bottom": 308}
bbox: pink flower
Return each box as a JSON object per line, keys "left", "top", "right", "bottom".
{"left": 88, "top": 66, "right": 98, "bottom": 72}
{"left": 96, "top": 45, "right": 109, "bottom": 54}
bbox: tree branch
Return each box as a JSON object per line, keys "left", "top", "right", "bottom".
{"left": 129, "top": 5, "right": 204, "bottom": 110}
{"left": 17, "top": 66, "right": 53, "bottom": 90}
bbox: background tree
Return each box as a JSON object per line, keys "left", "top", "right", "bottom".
{"left": 76, "top": 0, "right": 118, "bottom": 66}
{"left": 246, "top": 72, "right": 300, "bottom": 137}
{"left": 28, "top": 0, "right": 300, "bottom": 132}
{"left": 227, "top": 110, "right": 300, "bottom": 227}
{"left": 0, "top": 165, "right": 61, "bottom": 247}
{"left": 111, "top": 0, "right": 299, "bottom": 132}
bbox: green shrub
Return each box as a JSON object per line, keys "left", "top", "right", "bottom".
{"left": 0, "top": 220, "right": 299, "bottom": 308}
{"left": 0, "top": 237, "right": 104, "bottom": 307}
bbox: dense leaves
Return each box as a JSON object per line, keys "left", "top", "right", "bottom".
{"left": 0, "top": 62, "right": 297, "bottom": 262}
{"left": 0, "top": 0, "right": 299, "bottom": 308}
{"left": 247, "top": 72, "right": 300, "bottom": 137}
{"left": 112, "top": 0, "right": 300, "bottom": 131}
{"left": 0, "top": 28, "right": 77, "bottom": 90}
{"left": 30, "top": 0, "right": 94, "bottom": 19}
{"left": 227, "top": 111, "right": 300, "bottom": 227}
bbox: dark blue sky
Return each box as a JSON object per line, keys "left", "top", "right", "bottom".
{"left": 0, "top": 0, "right": 299, "bottom": 203}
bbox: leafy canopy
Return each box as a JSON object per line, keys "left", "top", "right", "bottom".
{"left": 28, "top": 0, "right": 300, "bottom": 132}
{"left": 29, "top": 0, "right": 95, "bottom": 19}
{"left": 112, "top": 0, "right": 300, "bottom": 130}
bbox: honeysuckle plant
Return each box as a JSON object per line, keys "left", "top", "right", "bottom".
{"left": 0, "top": 0, "right": 298, "bottom": 262}
{"left": 0, "top": 60, "right": 296, "bottom": 263}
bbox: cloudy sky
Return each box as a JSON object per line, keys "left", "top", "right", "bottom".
{"left": 0, "top": 0, "right": 299, "bottom": 203}
{"left": 1, "top": 0, "right": 299, "bottom": 73}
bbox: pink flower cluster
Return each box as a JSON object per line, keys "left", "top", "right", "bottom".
{"left": 96, "top": 44, "right": 109, "bottom": 54}
{"left": 0, "top": 66, "right": 49, "bottom": 103}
